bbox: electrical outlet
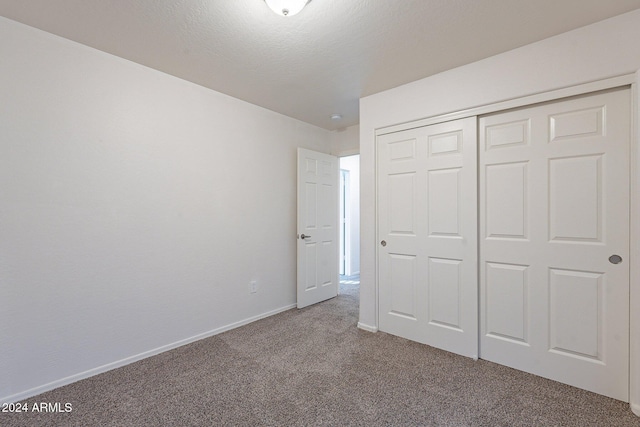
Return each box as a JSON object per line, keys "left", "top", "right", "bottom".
{"left": 249, "top": 281, "right": 257, "bottom": 294}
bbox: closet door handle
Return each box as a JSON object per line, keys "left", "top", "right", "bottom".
{"left": 380, "top": 240, "right": 387, "bottom": 247}
{"left": 609, "top": 255, "right": 622, "bottom": 264}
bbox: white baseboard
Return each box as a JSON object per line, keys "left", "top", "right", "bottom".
{"left": 0, "top": 303, "right": 296, "bottom": 405}
{"left": 632, "top": 402, "right": 640, "bottom": 417}
{"left": 357, "top": 322, "right": 378, "bottom": 333}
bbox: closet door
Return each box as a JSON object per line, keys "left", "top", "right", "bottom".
{"left": 378, "top": 117, "right": 477, "bottom": 358}
{"left": 479, "top": 88, "right": 630, "bottom": 401}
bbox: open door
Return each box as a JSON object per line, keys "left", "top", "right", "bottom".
{"left": 297, "top": 148, "right": 339, "bottom": 308}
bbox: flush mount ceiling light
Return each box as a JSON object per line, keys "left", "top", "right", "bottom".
{"left": 264, "top": 0, "right": 311, "bottom": 17}
{"left": 330, "top": 114, "right": 342, "bottom": 121}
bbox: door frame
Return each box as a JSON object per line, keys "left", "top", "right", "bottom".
{"left": 340, "top": 168, "right": 351, "bottom": 276}
{"left": 371, "top": 73, "right": 639, "bottom": 413}
{"left": 338, "top": 152, "right": 361, "bottom": 279}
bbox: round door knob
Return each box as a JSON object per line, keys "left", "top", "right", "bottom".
{"left": 380, "top": 240, "right": 387, "bottom": 247}
{"left": 609, "top": 255, "right": 622, "bottom": 264}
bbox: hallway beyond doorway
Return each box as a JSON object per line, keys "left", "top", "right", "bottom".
{"left": 340, "top": 274, "right": 360, "bottom": 295}
{"left": 339, "top": 155, "right": 360, "bottom": 276}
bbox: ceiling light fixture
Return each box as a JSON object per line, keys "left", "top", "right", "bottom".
{"left": 330, "top": 114, "right": 342, "bottom": 121}
{"left": 264, "top": 0, "right": 311, "bottom": 17}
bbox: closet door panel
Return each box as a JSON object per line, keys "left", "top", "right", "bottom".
{"left": 378, "top": 117, "right": 477, "bottom": 358}
{"left": 479, "top": 88, "right": 630, "bottom": 401}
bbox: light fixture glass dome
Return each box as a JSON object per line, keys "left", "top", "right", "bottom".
{"left": 264, "top": 0, "right": 311, "bottom": 17}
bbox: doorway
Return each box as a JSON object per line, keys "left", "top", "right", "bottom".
{"left": 339, "top": 154, "right": 360, "bottom": 291}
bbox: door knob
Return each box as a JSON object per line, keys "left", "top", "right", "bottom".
{"left": 380, "top": 240, "right": 387, "bottom": 247}
{"left": 609, "top": 255, "right": 622, "bottom": 264}
{"left": 300, "top": 234, "right": 311, "bottom": 239}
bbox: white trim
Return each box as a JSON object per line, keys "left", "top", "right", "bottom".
{"left": 630, "top": 72, "right": 640, "bottom": 415}
{"left": 376, "top": 74, "right": 636, "bottom": 136}
{"left": 357, "top": 322, "right": 378, "bottom": 333}
{"left": 374, "top": 130, "right": 379, "bottom": 333}
{"left": 0, "top": 303, "right": 296, "bottom": 405}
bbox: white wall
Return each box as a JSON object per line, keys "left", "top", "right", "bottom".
{"left": 359, "top": 9, "right": 640, "bottom": 414}
{"left": 331, "top": 124, "right": 359, "bottom": 156}
{"left": 339, "top": 155, "right": 360, "bottom": 276}
{"left": 0, "top": 17, "right": 333, "bottom": 403}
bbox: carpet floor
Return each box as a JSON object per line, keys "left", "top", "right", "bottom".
{"left": 3, "top": 282, "right": 638, "bottom": 426}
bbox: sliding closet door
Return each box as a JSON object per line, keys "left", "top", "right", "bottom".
{"left": 479, "top": 88, "right": 630, "bottom": 401}
{"left": 378, "top": 117, "right": 477, "bottom": 358}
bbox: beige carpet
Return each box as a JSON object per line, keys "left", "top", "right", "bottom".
{"left": 2, "top": 281, "right": 638, "bottom": 426}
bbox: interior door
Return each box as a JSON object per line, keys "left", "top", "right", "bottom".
{"left": 479, "top": 88, "right": 630, "bottom": 401}
{"left": 377, "top": 117, "right": 478, "bottom": 358}
{"left": 297, "top": 148, "right": 339, "bottom": 308}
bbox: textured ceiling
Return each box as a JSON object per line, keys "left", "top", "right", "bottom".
{"left": 1, "top": 0, "right": 640, "bottom": 130}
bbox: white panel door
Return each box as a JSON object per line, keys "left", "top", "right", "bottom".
{"left": 479, "top": 88, "right": 630, "bottom": 401}
{"left": 378, "top": 117, "right": 478, "bottom": 358}
{"left": 297, "top": 148, "right": 339, "bottom": 308}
